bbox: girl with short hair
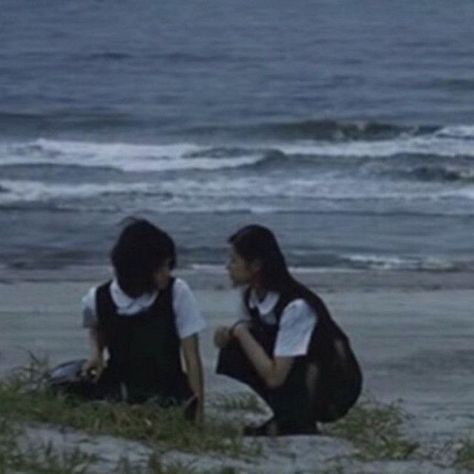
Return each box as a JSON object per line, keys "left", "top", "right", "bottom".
{"left": 81, "top": 218, "right": 205, "bottom": 422}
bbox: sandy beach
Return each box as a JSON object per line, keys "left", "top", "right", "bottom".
{"left": 0, "top": 266, "right": 473, "bottom": 472}
{"left": 2, "top": 0, "right": 474, "bottom": 471}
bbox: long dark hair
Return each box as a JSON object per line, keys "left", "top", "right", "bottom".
{"left": 111, "top": 218, "right": 176, "bottom": 298}
{"left": 229, "top": 224, "right": 333, "bottom": 324}
{"left": 229, "top": 225, "right": 362, "bottom": 400}
{"left": 228, "top": 224, "right": 293, "bottom": 294}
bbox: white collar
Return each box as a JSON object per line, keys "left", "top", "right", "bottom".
{"left": 110, "top": 279, "right": 158, "bottom": 315}
{"left": 247, "top": 288, "right": 279, "bottom": 315}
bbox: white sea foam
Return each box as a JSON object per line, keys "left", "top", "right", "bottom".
{"left": 345, "top": 254, "right": 458, "bottom": 271}
{"left": 191, "top": 256, "right": 459, "bottom": 273}
{"left": 1, "top": 126, "right": 473, "bottom": 175}
{"left": 0, "top": 139, "right": 263, "bottom": 172}
{"left": 1, "top": 128, "right": 474, "bottom": 213}
{"left": 279, "top": 131, "right": 474, "bottom": 159}
{"left": 2, "top": 173, "right": 472, "bottom": 209}
{"left": 0, "top": 179, "right": 152, "bottom": 204}
{"left": 150, "top": 175, "right": 472, "bottom": 202}
{"left": 435, "top": 125, "right": 474, "bottom": 140}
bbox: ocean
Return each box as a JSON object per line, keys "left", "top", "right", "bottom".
{"left": 1, "top": 0, "right": 474, "bottom": 273}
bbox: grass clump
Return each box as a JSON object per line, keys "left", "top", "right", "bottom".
{"left": 117, "top": 452, "right": 241, "bottom": 474}
{"left": 211, "top": 393, "right": 267, "bottom": 414}
{"left": 0, "top": 357, "right": 257, "bottom": 459}
{"left": 326, "top": 398, "right": 419, "bottom": 461}
{"left": 0, "top": 416, "right": 96, "bottom": 474}
{"left": 455, "top": 438, "right": 474, "bottom": 471}
{"left": 116, "top": 452, "right": 200, "bottom": 474}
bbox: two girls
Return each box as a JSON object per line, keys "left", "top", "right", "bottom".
{"left": 77, "top": 219, "right": 361, "bottom": 434}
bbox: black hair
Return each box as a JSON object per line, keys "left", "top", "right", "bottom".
{"left": 110, "top": 218, "right": 176, "bottom": 298}
{"left": 228, "top": 224, "right": 293, "bottom": 294}
{"left": 230, "top": 225, "right": 355, "bottom": 376}
{"left": 228, "top": 224, "right": 329, "bottom": 317}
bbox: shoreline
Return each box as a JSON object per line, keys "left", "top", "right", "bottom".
{"left": 1, "top": 264, "right": 474, "bottom": 291}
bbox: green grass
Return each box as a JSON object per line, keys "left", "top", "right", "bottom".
{"left": 0, "top": 387, "right": 254, "bottom": 458}
{"left": 0, "top": 357, "right": 258, "bottom": 459}
{"left": 0, "top": 357, "right": 427, "bottom": 472}
{"left": 455, "top": 438, "right": 474, "bottom": 471}
{"left": 117, "top": 454, "right": 243, "bottom": 474}
{"left": 116, "top": 452, "right": 201, "bottom": 474}
{"left": 211, "top": 393, "right": 267, "bottom": 414}
{"left": 0, "top": 356, "right": 262, "bottom": 473}
{"left": 0, "top": 416, "right": 96, "bottom": 474}
{"left": 0, "top": 417, "right": 210, "bottom": 474}
{"left": 326, "top": 398, "right": 419, "bottom": 461}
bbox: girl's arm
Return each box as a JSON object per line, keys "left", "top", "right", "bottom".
{"left": 181, "top": 334, "right": 205, "bottom": 423}
{"left": 82, "top": 326, "right": 106, "bottom": 381}
{"left": 233, "top": 323, "right": 294, "bottom": 388}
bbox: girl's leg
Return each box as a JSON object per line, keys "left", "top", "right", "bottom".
{"left": 218, "top": 342, "right": 317, "bottom": 435}
{"left": 263, "top": 360, "right": 317, "bottom": 435}
{"left": 216, "top": 338, "right": 269, "bottom": 402}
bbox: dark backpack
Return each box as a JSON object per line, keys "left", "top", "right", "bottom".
{"left": 48, "top": 359, "right": 97, "bottom": 398}
{"left": 250, "top": 286, "right": 363, "bottom": 423}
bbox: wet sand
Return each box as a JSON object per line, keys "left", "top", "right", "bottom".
{"left": 0, "top": 267, "right": 473, "bottom": 473}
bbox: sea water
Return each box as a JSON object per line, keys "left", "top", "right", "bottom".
{"left": 1, "top": 0, "right": 474, "bottom": 273}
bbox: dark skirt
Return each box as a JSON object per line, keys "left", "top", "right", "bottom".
{"left": 216, "top": 326, "right": 316, "bottom": 430}
{"left": 216, "top": 326, "right": 362, "bottom": 424}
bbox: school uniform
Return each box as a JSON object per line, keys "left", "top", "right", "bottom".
{"left": 216, "top": 288, "right": 318, "bottom": 432}
{"left": 82, "top": 277, "right": 205, "bottom": 406}
{"left": 217, "top": 287, "right": 362, "bottom": 431}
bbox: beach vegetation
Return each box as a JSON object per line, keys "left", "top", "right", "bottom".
{"left": 0, "top": 357, "right": 259, "bottom": 459}
{"left": 211, "top": 393, "right": 267, "bottom": 414}
{"left": 326, "top": 398, "right": 419, "bottom": 461}
{"left": 0, "top": 416, "right": 96, "bottom": 474}
{"left": 116, "top": 452, "right": 201, "bottom": 474}
{"left": 454, "top": 438, "right": 474, "bottom": 471}
{"left": 319, "top": 464, "right": 346, "bottom": 474}
{"left": 117, "top": 453, "right": 242, "bottom": 474}
{"left": 0, "top": 358, "right": 428, "bottom": 471}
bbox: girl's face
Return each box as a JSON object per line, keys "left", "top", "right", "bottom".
{"left": 154, "top": 259, "right": 172, "bottom": 290}
{"left": 226, "top": 246, "right": 259, "bottom": 287}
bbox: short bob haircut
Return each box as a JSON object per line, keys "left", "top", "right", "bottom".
{"left": 110, "top": 218, "right": 176, "bottom": 298}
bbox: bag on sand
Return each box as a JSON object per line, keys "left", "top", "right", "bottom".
{"left": 48, "top": 359, "right": 100, "bottom": 399}
{"left": 264, "top": 288, "right": 363, "bottom": 424}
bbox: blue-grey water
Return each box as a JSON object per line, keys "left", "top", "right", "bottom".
{"left": 1, "top": 0, "right": 474, "bottom": 272}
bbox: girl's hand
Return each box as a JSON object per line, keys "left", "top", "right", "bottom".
{"left": 231, "top": 320, "right": 249, "bottom": 339}
{"left": 214, "top": 321, "right": 250, "bottom": 347}
{"left": 81, "top": 356, "right": 104, "bottom": 382}
{"left": 214, "top": 326, "right": 232, "bottom": 348}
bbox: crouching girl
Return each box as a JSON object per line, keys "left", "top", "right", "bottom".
{"left": 81, "top": 218, "right": 205, "bottom": 422}
{"left": 214, "top": 225, "right": 362, "bottom": 436}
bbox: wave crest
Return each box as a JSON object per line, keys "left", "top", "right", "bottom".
{"left": 187, "top": 119, "right": 438, "bottom": 141}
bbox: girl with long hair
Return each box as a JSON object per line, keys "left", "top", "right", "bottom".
{"left": 215, "top": 225, "right": 362, "bottom": 435}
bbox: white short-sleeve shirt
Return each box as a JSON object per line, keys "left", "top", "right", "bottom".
{"left": 82, "top": 278, "right": 206, "bottom": 339}
{"left": 241, "top": 289, "right": 318, "bottom": 357}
